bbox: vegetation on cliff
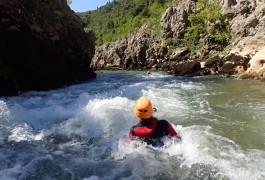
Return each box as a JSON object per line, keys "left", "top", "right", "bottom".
{"left": 166, "top": 0, "right": 231, "bottom": 55}
{"left": 79, "top": 0, "right": 230, "bottom": 57}
{"left": 78, "top": 0, "right": 172, "bottom": 45}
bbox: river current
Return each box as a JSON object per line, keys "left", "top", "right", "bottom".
{"left": 0, "top": 71, "right": 264, "bottom": 180}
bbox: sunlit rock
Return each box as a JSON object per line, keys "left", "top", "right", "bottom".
{"left": 246, "top": 47, "right": 265, "bottom": 78}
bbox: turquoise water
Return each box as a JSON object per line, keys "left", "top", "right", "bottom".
{"left": 0, "top": 71, "right": 264, "bottom": 180}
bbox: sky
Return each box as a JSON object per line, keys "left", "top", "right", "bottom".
{"left": 69, "top": 0, "right": 113, "bottom": 12}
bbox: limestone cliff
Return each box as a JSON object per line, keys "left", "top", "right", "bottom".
{"left": 0, "top": 0, "right": 96, "bottom": 96}
{"left": 91, "top": 0, "right": 265, "bottom": 79}
{"left": 223, "top": 0, "right": 265, "bottom": 78}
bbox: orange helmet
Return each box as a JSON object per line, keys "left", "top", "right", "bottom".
{"left": 134, "top": 99, "right": 153, "bottom": 119}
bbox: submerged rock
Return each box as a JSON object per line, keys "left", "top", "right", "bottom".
{"left": 0, "top": 0, "right": 96, "bottom": 96}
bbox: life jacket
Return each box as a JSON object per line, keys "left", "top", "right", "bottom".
{"left": 129, "top": 118, "right": 179, "bottom": 146}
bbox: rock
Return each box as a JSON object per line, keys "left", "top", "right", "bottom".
{"left": 169, "top": 47, "right": 189, "bottom": 61}
{"left": 160, "top": 1, "right": 195, "bottom": 39}
{"left": 245, "top": 47, "right": 265, "bottom": 77}
{"left": 223, "top": 0, "right": 237, "bottom": 8}
{"left": 50, "top": 35, "right": 60, "bottom": 41}
{"left": 205, "top": 52, "right": 250, "bottom": 76}
{"left": 204, "top": 55, "right": 223, "bottom": 74}
{"left": 92, "top": 39, "right": 127, "bottom": 70}
{"left": 1, "top": 18, "right": 10, "bottom": 23}
{"left": 0, "top": 0, "right": 96, "bottom": 96}
{"left": 218, "top": 61, "right": 237, "bottom": 75}
{"left": 225, "top": 0, "right": 265, "bottom": 45}
{"left": 146, "top": 45, "right": 170, "bottom": 65}
{"left": 173, "top": 61, "right": 201, "bottom": 76}
{"left": 92, "top": 0, "right": 265, "bottom": 79}
{"left": 7, "top": 25, "right": 19, "bottom": 32}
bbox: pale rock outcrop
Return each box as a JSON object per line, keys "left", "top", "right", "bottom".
{"left": 92, "top": 0, "right": 265, "bottom": 78}
{"left": 222, "top": 0, "right": 265, "bottom": 47}
{"left": 218, "top": 53, "right": 250, "bottom": 75}
{"left": 92, "top": 22, "right": 190, "bottom": 71}
{"left": 219, "top": 0, "right": 265, "bottom": 77}
{"left": 92, "top": 25, "right": 157, "bottom": 70}
{"left": 123, "top": 25, "right": 154, "bottom": 69}
{"left": 92, "top": 0, "right": 193, "bottom": 71}
{"left": 92, "top": 39, "right": 127, "bottom": 70}
{"left": 227, "top": 0, "right": 265, "bottom": 45}
{"left": 92, "top": 0, "right": 194, "bottom": 71}
{"left": 160, "top": 0, "right": 196, "bottom": 39}
{"left": 245, "top": 47, "right": 265, "bottom": 77}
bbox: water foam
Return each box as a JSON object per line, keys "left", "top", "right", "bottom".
{"left": 1, "top": 71, "right": 264, "bottom": 180}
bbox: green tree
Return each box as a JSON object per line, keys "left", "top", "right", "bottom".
{"left": 77, "top": 0, "right": 170, "bottom": 45}
{"left": 184, "top": 0, "right": 230, "bottom": 52}
{"left": 107, "top": 20, "right": 115, "bottom": 29}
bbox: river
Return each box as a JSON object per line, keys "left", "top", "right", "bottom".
{"left": 0, "top": 71, "right": 264, "bottom": 180}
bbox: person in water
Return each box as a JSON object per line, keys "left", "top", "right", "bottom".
{"left": 142, "top": 71, "right": 151, "bottom": 75}
{"left": 128, "top": 99, "right": 181, "bottom": 146}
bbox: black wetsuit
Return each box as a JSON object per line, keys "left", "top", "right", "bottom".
{"left": 129, "top": 118, "right": 179, "bottom": 146}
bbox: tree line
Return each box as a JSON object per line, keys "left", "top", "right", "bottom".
{"left": 78, "top": 0, "right": 171, "bottom": 45}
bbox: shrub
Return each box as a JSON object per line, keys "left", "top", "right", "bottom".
{"left": 183, "top": 0, "right": 230, "bottom": 54}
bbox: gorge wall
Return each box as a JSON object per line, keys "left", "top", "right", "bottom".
{"left": 92, "top": 0, "right": 265, "bottom": 79}
{"left": 0, "top": 0, "right": 96, "bottom": 96}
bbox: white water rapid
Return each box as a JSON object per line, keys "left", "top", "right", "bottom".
{"left": 0, "top": 71, "right": 264, "bottom": 180}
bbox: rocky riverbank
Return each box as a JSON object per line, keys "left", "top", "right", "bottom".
{"left": 0, "top": 0, "right": 96, "bottom": 96}
{"left": 92, "top": 0, "right": 265, "bottom": 79}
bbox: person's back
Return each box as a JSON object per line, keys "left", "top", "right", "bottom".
{"left": 128, "top": 99, "right": 181, "bottom": 146}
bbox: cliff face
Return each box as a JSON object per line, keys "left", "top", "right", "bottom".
{"left": 92, "top": 0, "right": 265, "bottom": 79}
{"left": 223, "top": 0, "right": 265, "bottom": 78}
{"left": 91, "top": 23, "right": 191, "bottom": 73}
{"left": 0, "top": 0, "right": 96, "bottom": 96}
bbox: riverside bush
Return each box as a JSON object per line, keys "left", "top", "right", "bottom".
{"left": 184, "top": 0, "right": 231, "bottom": 54}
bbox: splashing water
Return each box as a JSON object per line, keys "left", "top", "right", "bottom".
{"left": 0, "top": 71, "right": 264, "bottom": 180}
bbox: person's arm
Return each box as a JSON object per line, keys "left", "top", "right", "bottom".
{"left": 128, "top": 131, "right": 135, "bottom": 140}
{"left": 167, "top": 123, "right": 181, "bottom": 139}
{"left": 128, "top": 126, "right": 138, "bottom": 140}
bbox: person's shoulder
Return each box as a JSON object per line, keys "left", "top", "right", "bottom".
{"left": 130, "top": 126, "right": 135, "bottom": 131}
{"left": 157, "top": 119, "right": 170, "bottom": 127}
{"left": 158, "top": 119, "right": 169, "bottom": 123}
{"left": 130, "top": 122, "right": 143, "bottom": 130}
